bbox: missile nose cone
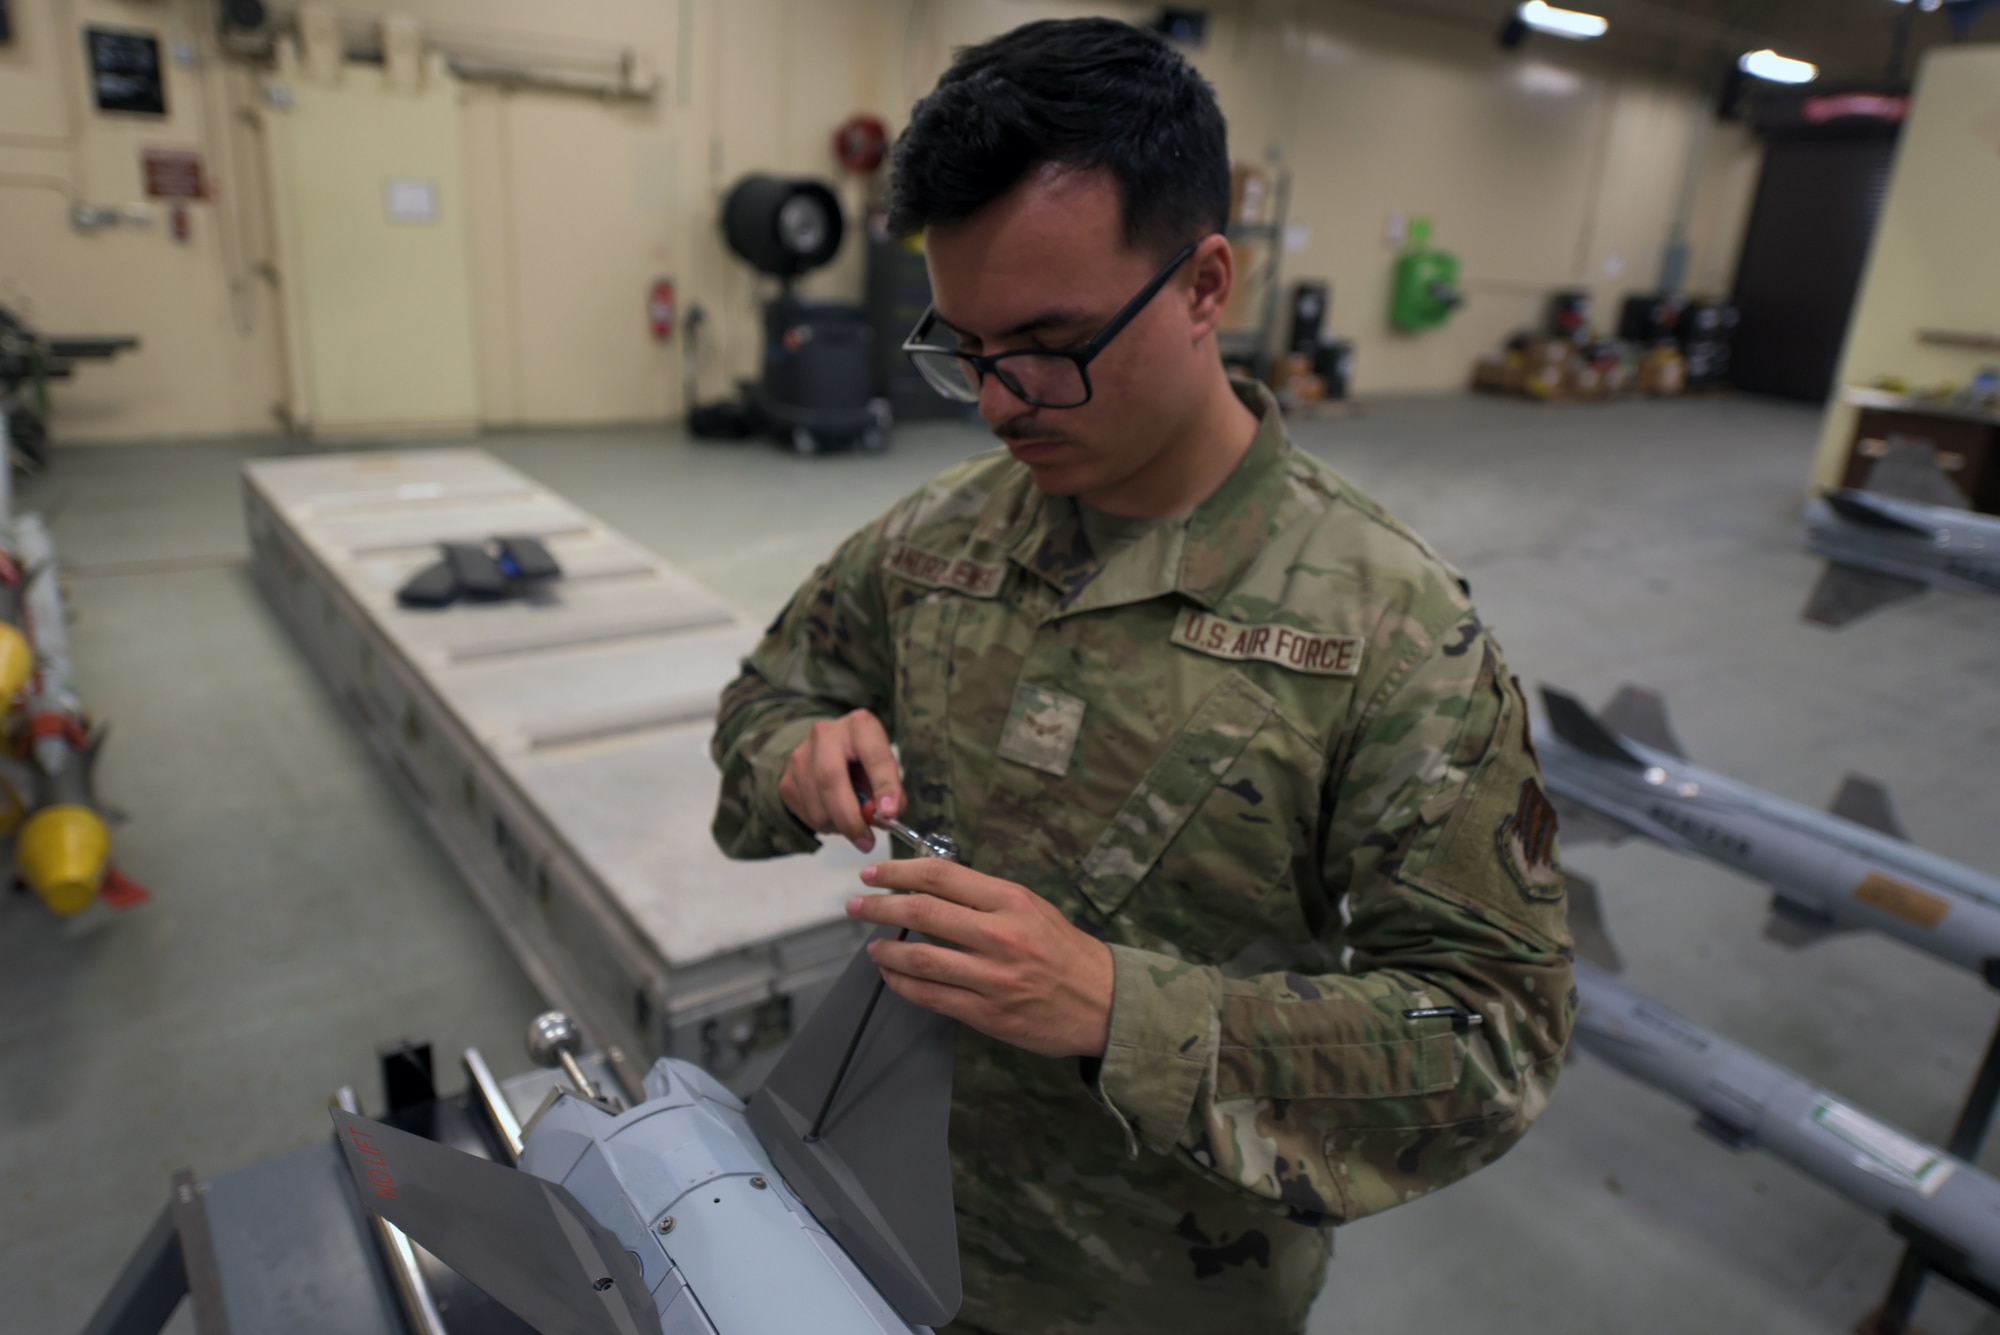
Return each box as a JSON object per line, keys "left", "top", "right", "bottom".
{"left": 18, "top": 804, "right": 110, "bottom": 917}
{"left": 0, "top": 624, "right": 30, "bottom": 703}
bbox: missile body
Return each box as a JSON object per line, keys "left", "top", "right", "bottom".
{"left": 1536, "top": 686, "right": 2000, "bottom": 980}
{"left": 333, "top": 944, "right": 960, "bottom": 1333}
{"left": 336, "top": 1057, "right": 929, "bottom": 1335}
{"left": 524, "top": 1060, "right": 929, "bottom": 1334}
{"left": 0, "top": 581, "right": 31, "bottom": 704}
{"left": 1, "top": 511, "right": 139, "bottom": 915}
{"left": 1803, "top": 489, "right": 2000, "bottom": 626}
{"left": 1574, "top": 961, "right": 2000, "bottom": 1290}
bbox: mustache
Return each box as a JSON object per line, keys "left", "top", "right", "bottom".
{"left": 994, "top": 417, "right": 1071, "bottom": 445}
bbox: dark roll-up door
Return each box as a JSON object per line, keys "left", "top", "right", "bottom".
{"left": 1730, "top": 135, "right": 1897, "bottom": 402}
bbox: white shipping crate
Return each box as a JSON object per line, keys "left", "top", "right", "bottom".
{"left": 242, "top": 450, "right": 866, "bottom": 1092}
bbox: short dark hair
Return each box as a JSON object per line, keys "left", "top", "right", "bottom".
{"left": 886, "top": 18, "right": 1230, "bottom": 257}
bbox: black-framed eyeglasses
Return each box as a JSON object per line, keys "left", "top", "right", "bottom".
{"left": 901, "top": 241, "right": 1199, "bottom": 410}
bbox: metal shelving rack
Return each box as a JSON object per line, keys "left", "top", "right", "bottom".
{"left": 1217, "top": 168, "right": 1291, "bottom": 385}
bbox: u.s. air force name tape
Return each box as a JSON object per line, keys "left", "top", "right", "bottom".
{"left": 1171, "top": 609, "right": 1363, "bottom": 677}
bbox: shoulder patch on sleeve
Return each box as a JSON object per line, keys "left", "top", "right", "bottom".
{"left": 1498, "top": 778, "right": 1565, "bottom": 902}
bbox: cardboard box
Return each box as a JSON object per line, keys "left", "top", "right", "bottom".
{"left": 1523, "top": 364, "right": 1569, "bottom": 400}
{"left": 1221, "top": 237, "right": 1268, "bottom": 331}
{"left": 1471, "top": 356, "right": 1525, "bottom": 395}
{"left": 1271, "top": 352, "right": 1325, "bottom": 409}
{"left": 1521, "top": 335, "right": 1575, "bottom": 367}
{"left": 1639, "top": 347, "right": 1686, "bottom": 396}
{"left": 1516, "top": 337, "right": 1572, "bottom": 400}
{"left": 1230, "top": 164, "right": 1275, "bottom": 228}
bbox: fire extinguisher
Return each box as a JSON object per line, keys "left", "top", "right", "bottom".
{"left": 649, "top": 278, "right": 676, "bottom": 341}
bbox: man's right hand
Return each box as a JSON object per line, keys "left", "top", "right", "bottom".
{"left": 778, "top": 709, "right": 904, "bottom": 853}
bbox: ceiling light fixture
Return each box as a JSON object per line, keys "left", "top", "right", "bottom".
{"left": 1738, "top": 48, "right": 1819, "bottom": 84}
{"left": 1516, "top": 1, "right": 1609, "bottom": 39}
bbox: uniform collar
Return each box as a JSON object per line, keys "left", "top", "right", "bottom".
{"left": 1003, "top": 378, "right": 1307, "bottom": 614}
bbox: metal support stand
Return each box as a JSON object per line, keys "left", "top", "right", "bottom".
{"left": 1867, "top": 1007, "right": 2000, "bottom": 1334}
{"left": 79, "top": 1170, "right": 233, "bottom": 1335}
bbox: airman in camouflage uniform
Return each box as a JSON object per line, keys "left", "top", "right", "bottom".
{"left": 711, "top": 376, "right": 1575, "bottom": 1334}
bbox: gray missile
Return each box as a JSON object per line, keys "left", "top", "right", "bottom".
{"left": 1572, "top": 954, "right": 2000, "bottom": 1295}
{"left": 1535, "top": 684, "right": 2000, "bottom": 982}
{"left": 1802, "top": 488, "right": 2000, "bottom": 628}
{"left": 331, "top": 927, "right": 961, "bottom": 1333}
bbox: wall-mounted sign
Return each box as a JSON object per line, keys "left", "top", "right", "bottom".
{"left": 1803, "top": 94, "right": 1909, "bottom": 125}
{"left": 384, "top": 178, "right": 439, "bottom": 224}
{"left": 142, "top": 147, "right": 208, "bottom": 200}
{"left": 1751, "top": 84, "right": 1911, "bottom": 139}
{"left": 86, "top": 27, "right": 166, "bottom": 115}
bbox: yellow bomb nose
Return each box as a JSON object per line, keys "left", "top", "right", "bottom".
{"left": 19, "top": 805, "right": 110, "bottom": 917}
{"left": 0, "top": 622, "right": 30, "bottom": 703}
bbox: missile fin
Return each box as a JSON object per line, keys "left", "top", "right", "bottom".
{"left": 748, "top": 928, "right": 961, "bottom": 1328}
{"left": 1694, "top": 1111, "right": 1759, "bottom": 1152}
{"left": 1830, "top": 773, "right": 1909, "bottom": 842}
{"left": 329, "top": 1107, "right": 660, "bottom": 1335}
{"left": 1763, "top": 894, "right": 1849, "bottom": 949}
{"left": 1854, "top": 443, "right": 1968, "bottom": 509}
{"left": 98, "top": 866, "right": 150, "bottom": 910}
{"left": 1599, "top": 685, "right": 1687, "bottom": 760}
{"left": 1539, "top": 686, "right": 1645, "bottom": 768}
{"left": 1802, "top": 562, "right": 1928, "bottom": 628}
{"left": 1564, "top": 872, "right": 1623, "bottom": 974}
{"left": 0, "top": 755, "right": 32, "bottom": 831}
{"left": 84, "top": 719, "right": 109, "bottom": 767}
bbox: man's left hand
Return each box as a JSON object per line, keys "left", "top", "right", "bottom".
{"left": 848, "top": 859, "right": 1113, "bottom": 1060}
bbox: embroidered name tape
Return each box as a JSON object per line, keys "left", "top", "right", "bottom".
{"left": 1172, "top": 609, "right": 1363, "bottom": 677}
{"left": 881, "top": 543, "right": 1005, "bottom": 597}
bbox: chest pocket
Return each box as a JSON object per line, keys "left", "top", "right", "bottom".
{"left": 1075, "top": 672, "right": 1290, "bottom": 930}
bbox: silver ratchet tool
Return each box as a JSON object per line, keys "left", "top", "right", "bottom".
{"left": 858, "top": 793, "right": 960, "bottom": 862}
{"left": 875, "top": 813, "right": 960, "bottom": 863}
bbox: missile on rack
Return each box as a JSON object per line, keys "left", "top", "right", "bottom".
{"left": 1572, "top": 952, "right": 2000, "bottom": 1297}
{"left": 330, "top": 937, "right": 962, "bottom": 1333}
{"left": 1535, "top": 684, "right": 2000, "bottom": 983}
{"left": 1801, "top": 441, "right": 2000, "bottom": 628}
{"left": 1803, "top": 489, "right": 2000, "bottom": 627}
{"left": 1, "top": 511, "right": 145, "bottom": 916}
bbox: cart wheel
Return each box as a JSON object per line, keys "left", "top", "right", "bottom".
{"left": 860, "top": 426, "right": 888, "bottom": 454}
{"left": 790, "top": 426, "right": 819, "bottom": 457}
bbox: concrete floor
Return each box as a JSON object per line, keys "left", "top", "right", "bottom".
{"left": 5, "top": 392, "right": 1999, "bottom": 1334}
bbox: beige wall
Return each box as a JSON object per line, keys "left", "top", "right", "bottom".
{"left": 1809, "top": 46, "right": 2000, "bottom": 491}
{"left": 8, "top": 0, "right": 1764, "bottom": 444}
{"left": 1266, "top": 5, "right": 1759, "bottom": 392}
{"left": 1, "top": 0, "right": 287, "bottom": 443}
{"left": 262, "top": 41, "right": 481, "bottom": 437}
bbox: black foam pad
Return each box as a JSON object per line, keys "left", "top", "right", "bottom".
{"left": 397, "top": 560, "right": 458, "bottom": 608}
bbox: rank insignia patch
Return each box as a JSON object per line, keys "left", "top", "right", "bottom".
{"left": 997, "top": 683, "right": 1087, "bottom": 777}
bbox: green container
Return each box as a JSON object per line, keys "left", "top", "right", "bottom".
{"left": 1389, "top": 219, "right": 1463, "bottom": 332}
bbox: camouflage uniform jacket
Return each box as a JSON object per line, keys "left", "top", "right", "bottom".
{"left": 711, "top": 381, "right": 1575, "bottom": 1335}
